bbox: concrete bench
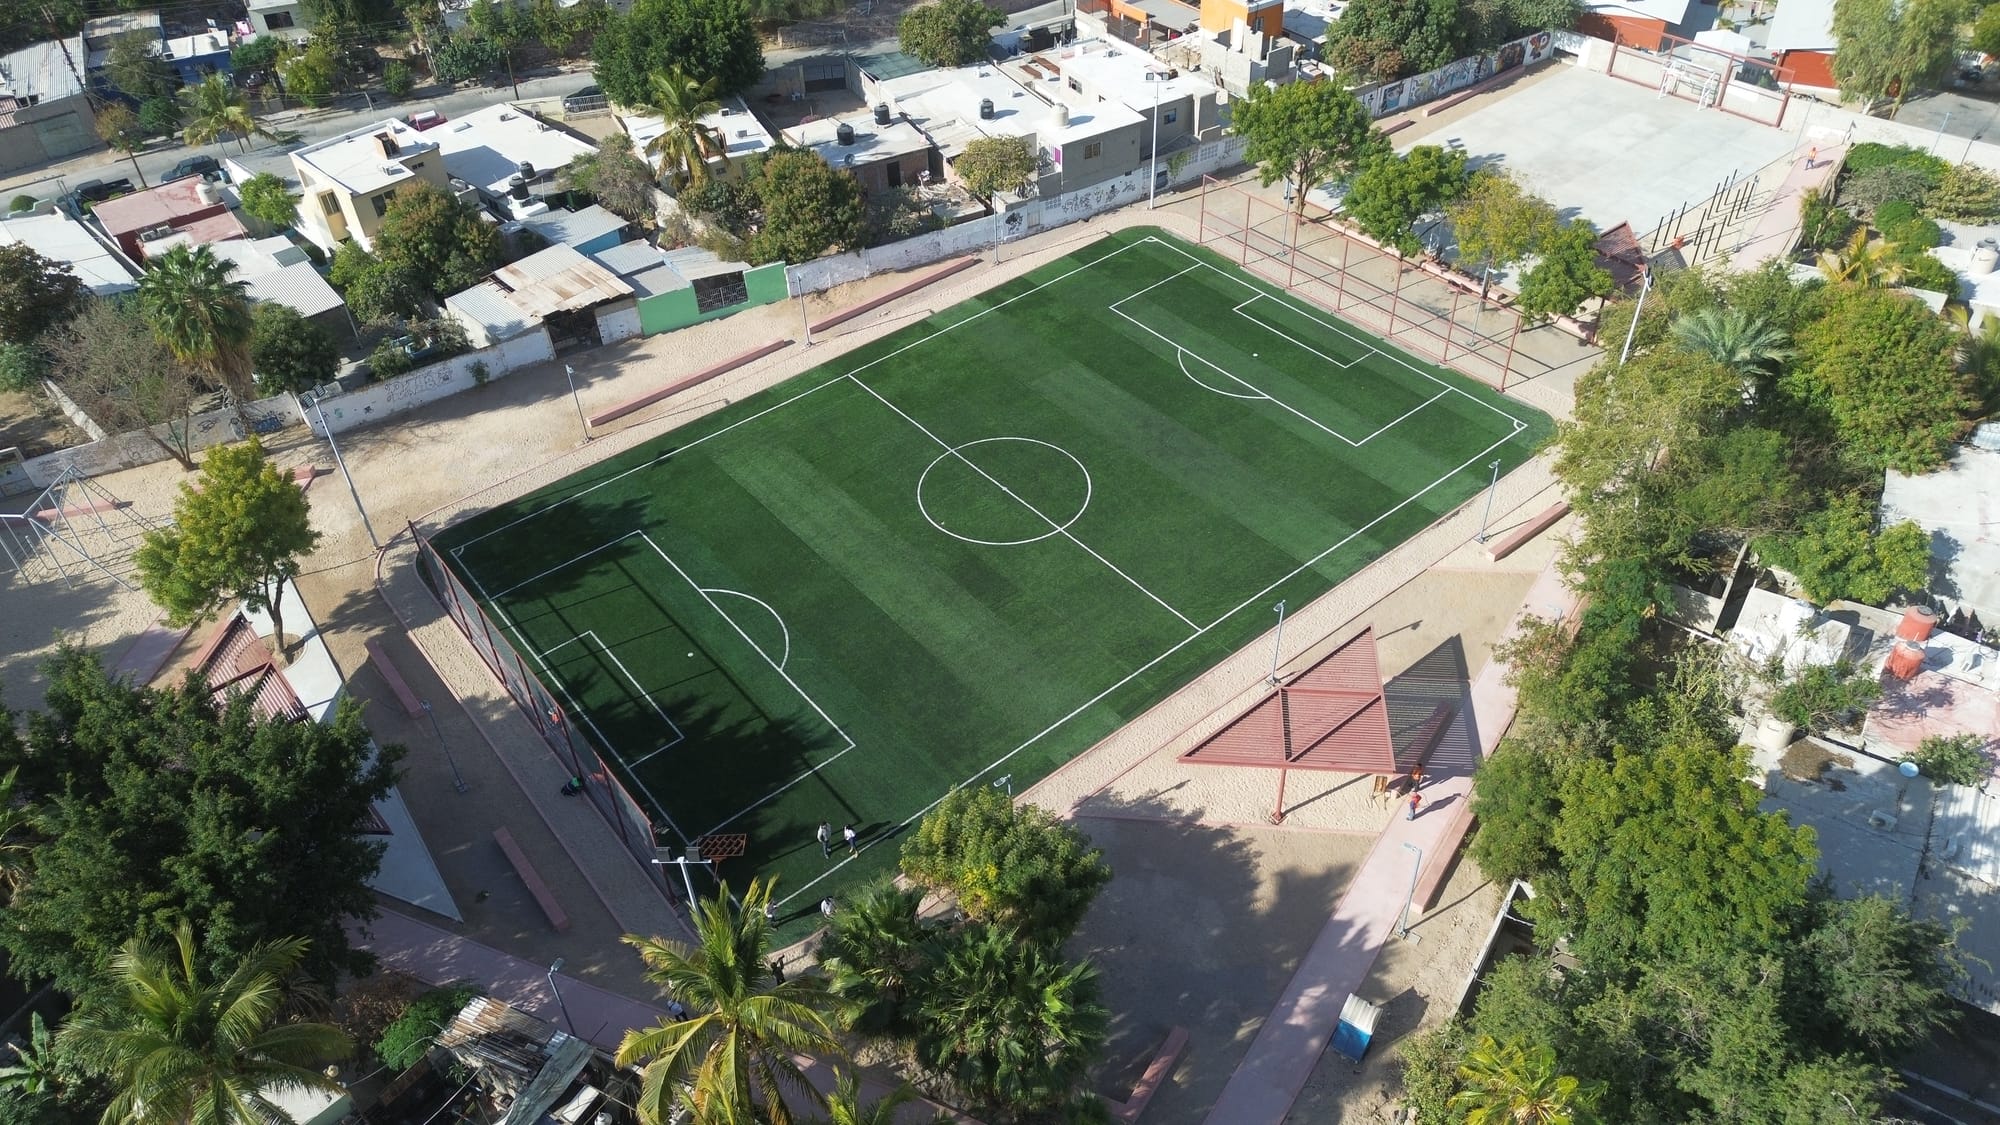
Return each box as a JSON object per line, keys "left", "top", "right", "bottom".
{"left": 1484, "top": 501, "right": 1570, "bottom": 562}
{"left": 588, "top": 338, "right": 790, "bottom": 428}
{"left": 493, "top": 826, "right": 571, "bottom": 932}
{"left": 364, "top": 636, "right": 425, "bottom": 719}
{"left": 809, "top": 256, "right": 978, "bottom": 333}
{"left": 1106, "top": 1026, "right": 1190, "bottom": 1123}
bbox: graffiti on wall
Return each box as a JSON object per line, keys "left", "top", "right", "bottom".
{"left": 1355, "top": 30, "right": 1555, "bottom": 118}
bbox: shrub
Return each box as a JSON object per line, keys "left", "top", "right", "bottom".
{"left": 137, "top": 96, "right": 181, "bottom": 136}
{"left": 1843, "top": 142, "right": 1949, "bottom": 185}
{"left": 469, "top": 359, "right": 490, "bottom": 386}
{"left": 900, "top": 785, "right": 1111, "bottom": 944}
{"left": 383, "top": 61, "right": 414, "bottom": 98}
{"left": 1843, "top": 165, "right": 1934, "bottom": 214}
{"left": 1894, "top": 251, "right": 1958, "bottom": 293}
{"left": 7, "top": 194, "right": 35, "bottom": 213}
{"left": 1912, "top": 733, "right": 1993, "bottom": 786}
{"left": 375, "top": 983, "right": 478, "bottom": 1071}
{"left": 1399, "top": 1018, "right": 1470, "bottom": 1125}
{"left": 1769, "top": 660, "right": 1882, "bottom": 732}
{"left": 0, "top": 341, "right": 46, "bottom": 391}
{"left": 1927, "top": 163, "right": 2000, "bottom": 223}
{"left": 1880, "top": 212, "right": 1942, "bottom": 251}
{"left": 368, "top": 338, "right": 414, "bottom": 379}
{"left": 1799, "top": 188, "right": 1856, "bottom": 252}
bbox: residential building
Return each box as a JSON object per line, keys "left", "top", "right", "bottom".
{"left": 290, "top": 119, "right": 449, "bottom": 252}
{"left": 620, "top": 95, "right": 777, "bottom": 185}
{"left": 1576, "top": 0, "right": 1698, "bottom": 51}
{"left": 430, "top": 103, "right": 597, "bottom": 219}
{"left": 783, "top": 107, "right": 937, "bottom": 194}
{"left": 81, "top": 11, "right": 162, "bottom": 74}
{"left": 1765, "top": 0, "right": 1834, "bottom": 91}
{"left": 1005, "top": 36, "right": 1228, "bottom": 157}
{"left": 202, "top": 235, "right": 354, "bottom": 339}
{"left": 0, "top": 38, "right": 95, "bottom": 174}
{"left": 90, "top": 175, "right": 246, "bottom": 260}
{"left": 510, "top": 203, "right": 630, "bottom": 255}
{"left": 589, "top": 239, "right": 788, "bottom": 335}
{"left": 446, "top": 242, "right": 636, "bottom": 350}
{"left": 246, "top": 0, "right": 314, "bottom": 41}
{"left": 1880, "top": 423, "right": 2000, "bottom": 627}
{"left": 163, "top": 28, "right": 231, "bottom": 84}
{"left": 0, "top": 210, "right": 138, "bottom": 294}
{"left": 1147, "top": 0, "right": 1298, "bottom": 99}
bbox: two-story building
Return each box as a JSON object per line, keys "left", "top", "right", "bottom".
{"left": 89, "top": 176, "right": 248, "bottom": 260}
{"left": 1007, "top": 35, "right": 1230, "bottom": 160}
{"left": 430, "top": 103, "right": 597, "bottom": 220}
{"left": 163, "top": 28, "right": 231, "bottom": 84}
{"left": 290, "top": 119, "right": 449, "bottom": 252}
{"left": 0, "top": 37, "right": 95, "bottom": 174}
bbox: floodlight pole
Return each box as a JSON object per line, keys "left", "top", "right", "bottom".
{"left": 1397, "top": 841, "right": 1424, "bottom": 940}
{"left": 419, "top": 699, "right": 469, "bottom": 794}
{"left": 1474, "top": 459, "right": 1502, "bottom": 543}
{"left": 653, "top": 851, "right": 714, "bottom": 905}
{"left": 1148, "top": 71, "right": 1162, "bottom": 209}
{"left": 308, "top": 393, "right": 380, "bottom": 550}
{"left": 1617, "top": 266, "right": 1652, "bottom": 367}
{"left": 797, "top": 281, "right": 814, "bottom": 346}
{"left": 1930, "top": 111, "right": 1951, "bottom": 155}
{"left": 545, "top": 958, "right": 575, "bottom": 1034}
{"left": 562, "top": 364, "right": 591, "bottom": 441}
{"left": 1267, "top": 600, "right": 1287, "bottom": 684}
{"left": 993, "top": 774, "right": 1013, "bottom": 797}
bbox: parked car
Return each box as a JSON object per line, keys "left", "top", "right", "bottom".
{"left": 162, "top": 155, "right": 222, "bottom": 184}
{"left": 1959, "top": 66, "right": 1986, "bottom": 84}
{"left": 562, "top": 84, "right": 606, "bottom": 113}
{"left": 406, "top": 109, "right": 448, "bottom": 131}
{"left": 72, "top": 178, "right": 135, "bottom": 205}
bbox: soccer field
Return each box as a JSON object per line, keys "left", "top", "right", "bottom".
{"left": 432, "top": 229, "right": 1551, "bottom": 920}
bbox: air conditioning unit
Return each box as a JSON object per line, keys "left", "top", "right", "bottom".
{"left": 139, "top": 224, "right": 174, "bottom": 241}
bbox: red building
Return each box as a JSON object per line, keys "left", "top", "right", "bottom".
{"left": 89, "top": 176, "right": 248, "bottom": 260}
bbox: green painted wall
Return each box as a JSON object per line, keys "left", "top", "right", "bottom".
{"left": 637, "top": 262, "right": 790, "bottom": 336}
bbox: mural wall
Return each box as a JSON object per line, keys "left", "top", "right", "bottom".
{"left": 1353, "top": 30, "right": 1556, "bottom": 119}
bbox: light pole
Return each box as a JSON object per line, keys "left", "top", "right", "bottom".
{"left": 652, "top": 848, "right": 714, "bottom": 905}
{"left": 1267, "top": 600, "right": 1287, "bottom": 684}
{"left": 419, "top": 699, "right": 469, "bottom": 794}
{"left": 993, "top": 774, "right": 1012, "bottom": 797}
{"left": 1397, "top": 841, "right": 1424, "bottom": 940}
{"left": 1474, "top": 459, "right": 1502, "bottom": 543}
{"left": 1617, "top": 265, "right": 1652, "bottom": 367}
{"left": 561, "top": 364, "right": 590, "bottom": 442}
{"left": 545, "top": 958, "right": 574, "bottom": 1035}
{"left": 1930, "top": 111, "right": 1952, "bottom": 155}
{"left": 1148, "top": 71, "right": 1163, "bottom": 209}
{"left": 307, "top": 393, "right": 379, "bottom": 550}
{"left": 795, "top": 278, "right": 814, "bottom": 346}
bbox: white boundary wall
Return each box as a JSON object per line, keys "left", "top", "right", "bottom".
{"left": 19, "top": 391, "right": 296, "bottom": 487}
{"left": 306, "top": 328, "right": 556, "bottom": 436}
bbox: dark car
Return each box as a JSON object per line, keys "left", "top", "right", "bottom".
{"left": 562, "top": 84, "right": 607, "bottom": 113}
{"left": 162, "top": 155, "right": 222, "bottom": 184}
{"left": 1960, "top": 66, "right": 1986, "bottom": 84}
{"left": 72, "top": 178, "right": 135, "bottom": 205}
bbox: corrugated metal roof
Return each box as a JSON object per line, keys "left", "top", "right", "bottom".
{"left": 447, "top": 282, "right": 535, "bottom": 340}
{"left": 660, "top": 244, "right": 748, "bottom": 281}
{"left": 243, "top": 261, "right": 343, "bottom": 318}
{"left": 588, "top": 239, "right": 663, "bottom": 277}
{"left": 519, "top": 204, "right": 626, "bottom": 248}
{"left": 490, "top": 243, "right": 632, "bottom": 317}
{"left": 1181, "top": 627, "right": 1400, "bottom": 774}
{"left": 195, "top": 613, "right": 306, "bottom": 724}
{"left": 1935, "top": 784, "right": 2000, "bottom": 886}
{"left": 622, "top": 264, "right": 686, "bottom": 298}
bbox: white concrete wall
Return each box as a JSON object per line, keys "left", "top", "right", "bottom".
{"left": 304, "top": 328, "right": 555, "bottom": 436}
{"left": 19, "top": 392, "right": 297, "bottom": 487}
{"left": 597, "top": 301, "right": 641, "bottom": 345}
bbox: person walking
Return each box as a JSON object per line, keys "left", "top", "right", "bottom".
{"left": 1407, "top": 791, "right": 1422, "bottom": 821}
{"left": 769, "top": 957, "right": 786, "bottom": 984}
{"left": 816, "top": 821, "right": 832, "bottom": 858}
{"left": 1806, "top": 144, "right": 1819, "bottom": 169}
{"left": 764, "top": 901, "right": 778, "bottom": 926}
{"left": 842, "top": 824, "right": 858, "bottom": 856}
{"left": 1407, "top": 763, "right": 1425, "bottom": 793}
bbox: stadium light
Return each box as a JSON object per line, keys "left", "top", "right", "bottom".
{"left": 1267, "top": 600, "right": 1287, "bottom": 685}
{"left": 1397, "top": 841, "right": 1424, "bottom": 941}
{"left": 545, "top": 958, "right": 575, "bottom": 1034}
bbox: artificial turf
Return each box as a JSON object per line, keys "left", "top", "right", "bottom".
{"left": 432, "top": 229, "right": 1552, "bottom": 924}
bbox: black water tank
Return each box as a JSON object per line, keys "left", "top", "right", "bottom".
{"left": 508, "top": 174, "right": 529, "bottom": 201}
{"left": 518, "top": 159, "right": 535, "bottom": 179}
{"left": 836, "top": 122, "right": 855, "bottom": 145}
{"left": 979, "top": 97, "right": 994, "bottom": 119}
{"left": 874, "top": 102, "right": 890, "bottom": 125}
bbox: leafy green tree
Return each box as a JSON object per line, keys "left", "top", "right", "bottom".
{"left": 913, "top": 923, "right": 1108, "bottom": 1118}
{"left": 0, "top": 341, "right": 44, "bottom": 393}
{"left": 45, "top": 299, "right": 205, "bottom": 470}
{"left": 0, "top": 646, "right": 397, "bottom": 992}
{"left": 249, "top": 303, "right": 339, "bottom": 395}
{"left": 1795, "top": 895, "right": 1961, "bottom": 1056}
{"left": 954, "top": 135, "right": 1040, "bottom": 201}
{"left": 1669, "top": 307, "right": 1791, "bottom": 378}
{"left": 106, "top": 30, "right": 174, "bottom": 100}
{"left": 1755, "top": 493, "right": 1930, "bottom": 606}
{"left": 383, "top": 60, "right": 416, "bottom": 97}
{"left": 1767, "top": 659, "right": 1882, "bottom": 731}
{"left": 639, "top": 66, "right": 726, "bottom": 190}
{"left": 1469, "top": 743, "right": 1561, "bottom": 882}
{"left": 1326, "top": 0, "right": 1463, "bottom": 80}
{"left": 747, "top": 150, "right": 865, "bottom": 266}
{"left": 1927, "top": 162, "right": 2000, "bottom": 222}
{"left": 0, "top": 242, "right": 83, "bottom": 343}
{"left": 93, "top": 103, "right": 151, "bottom": 189}
{"left": 1450, "top": 1036, "right": 1601, "bottom": 1125}
{"left": 1448, "top": 169, "right": 1558, "bottom": 296}
{"left": 898, "top": 0, "right": 1005, "bottom": 67}
{"left": 429, "top": 33, "right": 503, "bottom": 84}
{"left": 1798, "top": 187, "right": 1857, "bottom": 251}
{"left": 136, "top": 243, "right": 257, "bottom": 403}
{"left": 616, "top": 880, "right": 842, "bottom": 1125}
{"left": 1516, "top": 221, "right": 1613, "bottom": 321}
{"left": 820, "top": 1073, "right": 918, "bottom": 1125}
{"left": 237, "top": 172, "right": 302, "bottom": 229}
{"left": 1397, "top": 1019, "right": 1470, "bottom": 1125}
{"left": 0, "top": 767, "right": 45, "bottom": 903}
{"left": 375, "top": 984, "right": 478, "bottom": 1070}
{"left": 565, "top": 133, "right": 660, "bottom": 224}
{"left": 329, "top": 242, "right": 423, "bottom": 322}
{"left": 60, "top": 921, "right": 350, "bottom": 1125}
{"left": 374, "top": 183, "right": 504, "bottom": 299}
{"left": 1231, "top": 79, "right": 1385, "bottom": 217}
{"left": 819, "top": 880, "right": 942, "bottom": 1037}
{"left": 1977, "top": 2, "right": 2000, "bottom": 57}
{"left": 135, "top": 438, "right": 323, "bottom": 651}
{"left": 593, "top": 0, "right": 764, "bottom": 104}
{"left": 231, "top": 33, "right": 284, "bottom": 73}
{"left": 1831, "top": 0, "right": 1967, "bottom": 109}
{"left": 900, "top": 785, "right": 1111, "bottom": 944}
{"left": 177, "top": 73, "right": 274, "bottom": 151}
{"left": 1785, "top": 285, "right": 1971, "bottom": 473}
{"left": 138, "top": 96, "right": 182, "bottom": 139}
{"left": 1342, "top": 145, "right": 1470, "bottom": 257}
{"left": 1911, "top": 733, "right": 1992, "bottom": 786}
{"left": 280, "top": 38, "right": 341, "bottom": 106}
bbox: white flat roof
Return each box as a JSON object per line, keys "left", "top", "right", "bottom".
{"left": 165, "top": 29, "right": 229, "bottom": 60}
{"left": 1766, "top": 0, "right": 1833, "bottom": 53}
{"left": 784, "top": 113, "right": 931, "bottom": 168}
{"left": 1585, "top": 0, "right": 1697, "bottom": 25}
{"left": 621, "top": 96, "right": 776, "bottom": 166}
{"left": 1018, "top": 37, "right": 1212, "bottom": 111}
{"left": 432, "top": 103, "right": 596, "bottom": 196}
{"left": 0, "top": 212, "right": 135, "bottom": 294}
{"left": 879, "top": 64, "right": 1142, "bottom": 157}
{"left": 293, "top": 118, "right": 439, "bottom": 195}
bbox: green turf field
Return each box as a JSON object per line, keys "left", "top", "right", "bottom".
{"left": 433, "top": 229, "right": 1551, "bottom": 923}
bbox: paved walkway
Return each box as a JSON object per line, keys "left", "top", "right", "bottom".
{"left": 1200, "top": 555, "right": 1581, "bottom": 1125}
{"left": 1730, "top": 139, "right": 1849, "bottom": 271}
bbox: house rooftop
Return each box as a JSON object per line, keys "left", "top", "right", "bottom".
{"left": 89, "top": 177, "right": 228, "bottom": 237}
{"left": 512, "top": 204, "right": 627, "bottom": 249}
{"left": 432, "top": 103, "right": 597, "bottom": 197}
{"left": 783, "top": 112, "right": 932, "bottom": 169}
{"left": 138, "top": 210, "right": 249, "bottom": 254}
{"left": 621, "top": 96, "right": 776, "bottom": 167}
{"left": 164, "top": 29, "right": 230, "bottom": 61}
{"left": 888, "top": 64, "right": 1145, "bottom": 157}
{"left": 1765, "top": 0, "right": 1834, "bottom": 53}
{"left": 82, "top": 11, "right": 161, "bottom": 44}
{"left": 1584, "top": 0, "right": 1697, "bottom": 26}
{"left": 0, "top": 211, "right": 136, "bottom": 294}
{"left": 203, "top": 236, "right": 345, "bottom": 319}
{"left": 1879, "top": 421, "right": 2000, "bottom": 623}
{"left": 447, "top": 242, "right": 632, "bottom": 339}
{"left": 0, "top": 38, "right": 87, "bottom": 104}
{"left": 1008, "top": 36, "right": 1213, "bottom": 112}
{"left": 292, "top": 118, "right": 440, "bottom": 196}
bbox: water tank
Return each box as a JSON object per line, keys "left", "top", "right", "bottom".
{"left": 508, "top": 174, "right": 529, "bottom": 201}
{"left": 1053, "top": 103, "right": 1069, "bottom": 127}
{"left": 1974, "top": 238, "right": 1999, "bottom": 276}
{"left": 980, "top": 98, "right": 995, "bottom": 119}
{"left": 874, "top": 102, "right": 890, "bottom": 125}
{"left": 1896, "top": 605, "right": 1938, "bottom": 642}
{"left": 517, "top": 160, "right": 535, "bottom": 180}
{"left": 1884, "top": 639, "right": 1926, "bottom": 680}
{"left": 195, "top": 180, "right": 221, "bottom": 206}
{"left": 836, "top": 122, "right": 855, "bottom": 145}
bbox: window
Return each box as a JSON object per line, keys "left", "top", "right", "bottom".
{"left": 370, "top": 192, "right": 391, "bottom": 217}
{"left": 1067, "top": 77, "right": 1082, "bottom": 93}
{"left": 1163, "top": 108, "right": 1179, "bottom": 124}
{"left": 692, "top": 271, "right": 749, "bottom": 313}
{"left": 318, "top": 191, "right": 339, "bottom": 216}
{"left": 264, "top": 10, "right": 295, "bottom": 27}
{"left": 1084, "top": 142, "right": 1102, "bottom": 159}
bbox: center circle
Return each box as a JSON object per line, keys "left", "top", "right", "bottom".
{"left": 916, "top": 438, "right": 1093, "bottom": 547}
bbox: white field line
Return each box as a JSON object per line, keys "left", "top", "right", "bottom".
{"left": 538, "top": 628, "right": 687, "bottom": 754}
{"left": 1228, "top": 293, "right": 1373, "bottom": 369}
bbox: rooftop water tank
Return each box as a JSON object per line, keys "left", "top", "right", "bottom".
{"left": 874, "top": 102, "right": 890, "bottom": 125}
{"left": 1896, "top": 605, "right": 1938, "bottom": 642}
{"left": 980, "top": 98, "right": 994, "bottom": 119}
{"left": 836, "top": 122, "right": 855, "bottom": 145}
{"left": 1973, "top": 239, "right": 1998, "bottom": 276}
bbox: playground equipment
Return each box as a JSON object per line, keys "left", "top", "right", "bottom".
{"left": 0, "top": 464, "right": 158, "bottom": 591}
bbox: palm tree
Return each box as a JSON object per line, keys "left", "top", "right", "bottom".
{"left": 616, "top": 880, "right": 843, "bottom": 1125}
{"left": 818, "top": 879, "right": 940, "bottom": 1037}
{"left": 819, "top": 1072, "right": 917, "bottom": 1125}
{"left": 0, "top": 767, "right": 45, "bottom": 903}
{"left": 177, "top": 74, "right": 273, "bottom": 152}
{"left": 0, "top": 1012, "right": 65, "bottom": 1101}
{"left": 640, "top": 66, "right": 727, "bottom": 192}
{"left": 1669, "top": 308, "right": 1791, "bottom": 376}
{"left": 59, "top": 921, "right": 351, "bottom": 1125}
{"left": 136, "top": 244, "right": 256, "bottom": 404}
{"left": 1948, "top": 305, "right": 2000, "bottom": 408}
{"left": 1449, "top": 1035, "right": 1601, "bottom": 1125}
{"left": 1816, "top": 229, "right": 1906, "bottom": 288}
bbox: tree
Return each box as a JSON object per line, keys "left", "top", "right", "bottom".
{"left": 1669, "top": 307, "right": 1791, "bottom": 378}
{"left": 593, "top": 0, "right": 764, "bottom": 105}
{"left": 135, "top": 438, "right": 323, "bottom": 652}
{"left": 329, "top": 242, "right": 422, "bottom": 322}
{"left": 1448, "top": 169, "right": 1559, "bottom": 295}
{"left": 1927, "top": 162, "right": 2000, "bottom": 222}
{"left": 0, "top": 341, "right": 43, "bottom": 393}
{"left": 748, "top": 150, "right": 865, "bottom": 266}
{"left": 1786, "top": 286, "right": 1971, "bottom": 473}
{"left": 1343, "top": 145, "right": 1470, "bottom": 257}
{"left": 177, "top": 73, "right": 273, "bottom": 151}
{"left": 60, "top": 922, "right": 351, "bottom": 1125}
{"left": 1815, "top": 229, "right": 1905, "bottom": 288}
{"left": 1795, "top": 895, "right": 1961, "bottom": 1056}
{"left": 376, "top": 985, "right": 479, "bottom": 1070}
{"left": 429, "top": 33, "right": 503, "bottom": 83}
{"left": 1232, "top": 79, "right": 1385, "bottom": 217}
{"left": 138, "top": 96, "right": 182, "bottom": 139}
{"left": 383, "top": 60, "right": 415, "bottom": 97}
{"left": 913, "top": 924, "right": 1108, "bottom": 1117}
{"left": 1767, "top": 659, "right": 1882, "bottom": 731}
{"left": 0, "top": 647, "right": 398, "bottom": 993}
{"left": 819, "top": 880, "right": 942, "bottom": 1037}
{"left": 1978, "top": 3, "right": 2000, "bottom": 58}
{"left": 250, "top": 303, "right": 339, "bottom": 395}
{"left": 821, "top": 1072, "right": 918, "bottom": 1125}
{"left": 280, "top": 39, "right": 341, "bottom": 107}
{"left": 237, "top": 172, "right": 301, "bottom": 229}
{"left": 105, "top": 30, "right": 173, "bottom": 100}
{"left": 954, "top": 135, "right": 1040, "bottom": 202}
{"left": 0, "top": 242, "right": 83, "bottom": 343}
{"left": 45, "top": 299, "right": 205, "bottom": 470}
{"left": 900, "top": 786, "right": 1111, "bottom": 944}
{"left": 1755, "top": 493, "right": 1930, "bottom": 606}
{"left": 136, "top": 244, "right": 257, "bottom": 404}
{"left": 374, "top": 184, "right": 504, "bottom": 299}
{"left": 1469, "top": 743, "right": 1560, "bottom": 882}
{"left": 1911, "top": 733, "right": 1991, "bottom": 787}
{"left": 898, "top": 0, "right": 1004, "bottom": 67}
{"left": 1831, "top": 0, "right": 1967, "bottom": 108}
{"left": 565, "top": 133, "right": 660, "bottom": 224}
{"left": 616, "top": 880, "right": 842, "bottom": 1125}
{"left": 1450, "top": 1036, "right": 1601, "bottom": 1125}
{"left": 1516, "top": 221, "right": 1614, "bottom": 321}
{"left": 1326, "top": 0, "right": 1462, "bottom": 81}
{"left": 0, "top": 1010, "right": 100, "bottom": 1125}
{"left": 93, "top": 103, "right": 151, "bottom": 189}
{"left": 639, "top": 66, "right": 726, "bottom": 190}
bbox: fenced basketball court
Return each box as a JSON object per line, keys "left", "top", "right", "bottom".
{"left": 415, "top": 230, "right": 1550, "bottom": 926}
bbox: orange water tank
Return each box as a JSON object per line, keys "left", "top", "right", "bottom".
{"left": 1897, "top": 606, "right": 1938, "bottom": 642}
{"left": 1885, "top": 639, "right": 1926, "bottom": 680}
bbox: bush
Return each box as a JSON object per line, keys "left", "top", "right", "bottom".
{"left": 1843, "top": 165, "right": 1934, "bottom": 214}
{"left": 7, "top": 194, "right": 35, "bottom": 213}
{"left": 368, "top": 338, "right": 414, "bottom": 379}
{"left": 383, "top": 61, "right": 415, "bottom": 98}
{"left": 900, "top": 785, "right": 1111, "bottom": 944}
{"left": 1894, "top": 250, "right": 1958, "bottom": 293}
{"left": 1399, "top": 1018, "right": 1470, "bottom": 1125}
{"left": 1880, "top": 212, "right": 1942, "bottom": 251}
{"left": 1912, "top": 733, "right": 1993, "bottom": 786}
{"left": 1769, "top": 660, "right": 1882, "bottom": 732}
{"left": 1799, "top": 189, "right": 1856, "bottom": 252}
{"left": 1927, "top": 163, "right": 2000, "bottom": 223}
{"left": 1843, "top": 142, "right": 1949, "bottom": 185}
{"left": 0, "top": 341, "right": 46, "bottom": 392}
{"left": 138, "top": 96, "right": 181, "bottom": 136}
{"left": 375, "top": 983, "right": 478, "bottom": 1071}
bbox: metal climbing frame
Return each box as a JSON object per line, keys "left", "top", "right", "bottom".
{"left": 1, "top": 464, "right": 158, "bottom": 591}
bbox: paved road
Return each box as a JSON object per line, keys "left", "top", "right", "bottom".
{"left": 0, "top": 65, "right": 599, "bottom": 199}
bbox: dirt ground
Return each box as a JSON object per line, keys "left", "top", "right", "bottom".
{"left": 0, "top": 387, "right": 79, "bottom": 460}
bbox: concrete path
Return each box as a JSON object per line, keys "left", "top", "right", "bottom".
{"left": 1730, "top": 140, "right": 1848, "bottom": 272}
{"left": 1200, "top": 555, "right": 1580, "bottom": 1125}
